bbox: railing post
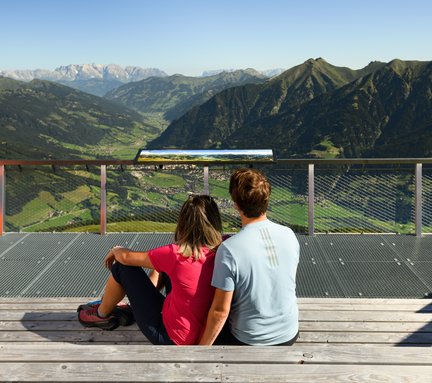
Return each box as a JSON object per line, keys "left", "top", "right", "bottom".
{"left": 100, "top": 165, "right": 107, "bottom": 235}
{"left": 203, "top": 166, "right": 209, "bottom": 195}
{"left": 0, "top": 165, "right": 4, "bottom": 236}
{"left": 415, "top": 163, "right": 422, "bottom": 237}
{"left": 308, "top": 163, "right": 315, "bottom": 236}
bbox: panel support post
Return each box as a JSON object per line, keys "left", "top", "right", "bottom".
{"left": 203, "top": 166, "right": 209, "bottom": 195}
{"left": 308, "top": 163, "right": 315, "bottom": 236}
{"left": 100, "top": 165, "right": 107, "bottom": 235}
{"left": 0, "top": 165, "right": 4, "bottom": 236}
{"left": 415, "top": 163, "right": 422, "bottom": 237}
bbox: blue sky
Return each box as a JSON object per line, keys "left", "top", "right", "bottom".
{"left": 1, "top": 0, "right": 431, "bottom": 75}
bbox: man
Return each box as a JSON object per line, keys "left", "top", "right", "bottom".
{"left": 199, "top": 168, "right": 299, "bottom": 346}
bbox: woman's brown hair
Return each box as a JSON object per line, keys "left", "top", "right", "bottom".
{"left": 229, "top": 168, "right": 271, "bottom": 218}
{"left": 175, "top": 195, "right": 222, "bottom": 260}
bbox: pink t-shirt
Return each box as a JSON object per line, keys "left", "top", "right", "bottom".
{"left": 148, "top": 244, "right": 215, "bottom": 345}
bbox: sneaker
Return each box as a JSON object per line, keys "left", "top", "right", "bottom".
{"left": 77, "top": 300, "right": 135, "bottom": 330}
{"left": 77, "top": 302, "right": 119, "bottom": 331}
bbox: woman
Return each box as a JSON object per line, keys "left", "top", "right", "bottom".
{"left": 77, "top": 194, "right": 222, "bottom": 345}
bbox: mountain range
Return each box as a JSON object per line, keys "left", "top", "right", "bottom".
{"left": 148, "top": 58, "right": 432, "bottom": 158}
{"left": 0, "top": 64, "right": 282, "bottom": 98}
{"left": 1, "top": 58, "right": 432, "bottom": 160}
{"left": 201, "top": 68, "right": 284, "bottom": 77}
{"left": 0, "top": 64, "right": 168, "bottom": 96}
{"left": 105, "top": 69, "right": 267, "bottom": 123}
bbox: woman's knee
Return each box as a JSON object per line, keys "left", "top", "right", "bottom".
{"left": 110, "top": 261, "right": 125, "bottom": 284}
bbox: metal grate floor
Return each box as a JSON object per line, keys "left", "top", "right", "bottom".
{"left": 0, "top": 233, "right": 431, "bottom": 298}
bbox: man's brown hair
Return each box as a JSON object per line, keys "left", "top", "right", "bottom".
{"left": 229, "top": 168, "right": 271, "bottom": 218}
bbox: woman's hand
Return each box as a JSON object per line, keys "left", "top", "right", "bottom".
{"left": 104, "top": 246, "right": 126, "bottom": 269}
{"left": 104, "top": 248, "right": 116, "bottom": 270}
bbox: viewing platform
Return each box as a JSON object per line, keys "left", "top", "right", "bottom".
{"left": 0, "top": 157, "right": 431, "bottom": 381}
{"left": 1, "top": 232, "right": 432, "bottom": 382}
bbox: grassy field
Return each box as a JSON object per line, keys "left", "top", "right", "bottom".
{"left": 67, "top": 220, "right": 177, "bottom": 233}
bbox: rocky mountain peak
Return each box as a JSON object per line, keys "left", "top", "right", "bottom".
{"left": 0, "top": 64, "right": 168, "bottom": 83}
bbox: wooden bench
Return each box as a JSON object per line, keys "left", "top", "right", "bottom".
{"left": 1, "top": 297, "right": 432, "bottom": 382}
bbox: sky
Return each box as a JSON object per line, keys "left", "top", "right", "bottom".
{"left": 1, "top": 0, "right": 431, "bottom": 76}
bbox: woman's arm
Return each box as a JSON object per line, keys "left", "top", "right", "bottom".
{"left": 104, "top": 246, "right": 154, "bottom": 269}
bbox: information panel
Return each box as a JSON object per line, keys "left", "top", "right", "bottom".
{"left": 134, "top": 149, "right": 274, "bottom": 163}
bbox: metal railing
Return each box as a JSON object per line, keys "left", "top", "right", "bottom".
{"left": 0, "top": 158, "right": 431, "bottom": 236}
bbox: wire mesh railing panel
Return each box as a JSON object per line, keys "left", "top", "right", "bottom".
{"left": 266, "top": 169, "right": 308, "bottom": 233}
{"left": 207, "top": 166, "right": 308, "bottom": 233}
{"left": 5, "top": 166, "right": 101, "bottom": 233}
{"left": 314, "top": 168, "right": 415, "bottom": 234}
{"left": 106, "top": 166, "right": 207, "bottom": 232}
{"left": 2, "top": 161, "right": 428, "bottom": 235}
{"left": 208, "top": 166, "right": 240, "bottom": 232}
{"left": 424, "top": 170, "right": 432, "bottom": 234}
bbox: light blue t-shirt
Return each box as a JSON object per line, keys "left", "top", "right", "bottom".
{"left": 212, "top": 219, "right": 299, "bottom": 345}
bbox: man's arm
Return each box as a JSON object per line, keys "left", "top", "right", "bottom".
{"left": 198, "top": 288, "right": 233, "bottom": 345}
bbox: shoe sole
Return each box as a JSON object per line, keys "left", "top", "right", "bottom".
{"left": 77, "top": 317, "right": 119, "bottom": 331}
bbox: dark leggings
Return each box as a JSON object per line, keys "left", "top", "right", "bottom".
{"left": 111, "top": 262, "right": 175, "bottom": 345}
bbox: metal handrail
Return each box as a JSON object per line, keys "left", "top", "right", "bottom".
{"left": 0, "top": 158, "right": 429, "bottom": 237}
{"left": 2, "top": 158, "right": 432, "bottom": 166}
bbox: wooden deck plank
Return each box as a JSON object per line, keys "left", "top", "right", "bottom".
{"left": 1, "top": 303, "right": 432, "bottom": 312}
{"left": 0, "top": 363, "right": 222, "bottom": 382}
{"left": 222, "top": 364, "right": 432, "bottom": 383}
{"left": 2, "top": 310, "right": 431, "bottom": 322}
{"left": 0, "top": 330, "right": 430, "bottom": 344}
{"left": 1, "top": 297, "right": 431, "bottom": 304}
{"left": 300, "top": 322, "right": 432, "bottom": 332}
{"left": 0, "top": 330, "right": 149, "bottom": 343}
{"left": 0, "top": 298, "right": 95, "bottom": 304}
{"left": 1, "top": 297, "right": 429, "bottom": 304}
{"left": 1, "top": 363, "right": 431, "bottom": 383}
{"left": 3, "top": 320, "right": 432, "bottom": 333}
{"left": 298, "top": 331, "right": 432, "bottom": 344}
{"left": 298, "top": 298, "right": 432, "bottom": 305}
{"left": 0, "top": 321, "right": 137, "bottom": 331}
{"left": 2, "top": 344, "right": 432, "bottom": 365}
{"left": 300, "top": 311, "right": 432, "bottom": 322}
{"left": 1, "top": 299, "right": 432, "bottom": 312}
{"left": 298, "top": 304, "right": 432, "bottom": 312}
{"left": 2, "top": 320, "right": 432, "bottom": 333}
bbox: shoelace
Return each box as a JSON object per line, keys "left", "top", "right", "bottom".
{"left": 84, "top": 306, "right": 104, "bottom": 318}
